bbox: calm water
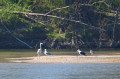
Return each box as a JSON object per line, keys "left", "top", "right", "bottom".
{"left": 0, "top": 63, "right": 120, "bottom": 79}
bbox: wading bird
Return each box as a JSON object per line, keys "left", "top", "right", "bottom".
{"left": 77, "top": 49, "right": 87, "bottom": 56}
{"left": 44, "top": 49, "right": 52, "bottom": 55}
{"left": 37, "top": 43, "right": 43, "bottom": 56}
{"left": 90, "top": 50, "right": 94, "bottom": 55}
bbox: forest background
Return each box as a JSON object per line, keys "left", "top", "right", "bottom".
{"left": 0, "top": 0, "right": 120, "bottom": 49}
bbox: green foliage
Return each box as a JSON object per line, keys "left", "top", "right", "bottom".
{"left": 0, "top": 0, "right": 120, "bottom": 48}
{"left": 15, "top": 24, "right": 47, "bottom": 41}
{"left": 47, "top": 33, "right": 65, "bottom": 40}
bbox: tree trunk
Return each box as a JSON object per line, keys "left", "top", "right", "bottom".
{"left": 110, "top": 7, "right": 120, "bottom": 47}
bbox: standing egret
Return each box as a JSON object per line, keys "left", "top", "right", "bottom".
{"left": 90, "top": 50, "right": 94, "bottom": 55}
{"left": 77, "top": 49, "right": 87, "bottom": 56}
{"left": 44, "top": 49, "right": 52, "bottom": 55}
{"left": 37, "top": 43, "right": 43, "bottom": 56}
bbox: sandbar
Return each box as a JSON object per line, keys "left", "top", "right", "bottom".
{"left": 8, "top": 55, "right": 120, "bottom": 63}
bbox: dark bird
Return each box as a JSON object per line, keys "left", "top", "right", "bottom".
{"left": 77, "top": 49, "right": 87, "bottom": 56}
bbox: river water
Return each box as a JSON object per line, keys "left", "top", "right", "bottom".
{"left": 0, "top": 63, "right": 120, "bottom": 79}
{"left": 0, "top": 49, "right": 120, "bottom": 79}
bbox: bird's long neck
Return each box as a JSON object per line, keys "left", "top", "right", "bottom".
{"left": 40, "top": 44, "right": 42, "bottom": 49}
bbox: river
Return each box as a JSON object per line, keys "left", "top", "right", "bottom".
{"left": 0, "top": 63, "right": 120, "bottom": 79}
{"left": 0, "top": 49, "right": 120, "bottom": 79}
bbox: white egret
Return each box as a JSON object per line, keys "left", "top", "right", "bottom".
{"left": 77, "top": 49, "right": 87, "bottom": 56}
{"left": 44, "top": 49, "right": 52, "bottom": 55}
{"left": 90, "top": 50, "right": 94, "bottom": 55}
{"left": 37, "top": 43, "right": 43, "bottom": 56}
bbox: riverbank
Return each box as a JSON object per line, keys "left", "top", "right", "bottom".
{"left": 8, "top": 55, "right": 120, "bottom": 63}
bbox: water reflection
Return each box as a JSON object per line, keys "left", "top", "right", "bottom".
{"left": 0, "top": 63, "right": 120, "bottom": 79}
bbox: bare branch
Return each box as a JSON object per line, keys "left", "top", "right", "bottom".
{"left": 12, "top": 11, "right": 103, "bottom": 30}
{"left": 25, "top": 14, "right": 46, "bottom": 26}
{"left": 91, "top": 1, "right": 111, "bottom": 8}
{"left": 46, "top": 6, "right": 70, "bottom": 15}
{"left": 1, "top": 19, "right": 33, "bottom": 48}
{"left": 12, "top": 11, "right": 85, "bottom": 23}
{"left": 45, "top": 4, "right": 91, "bottom": 15}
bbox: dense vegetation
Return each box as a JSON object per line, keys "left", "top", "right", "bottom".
{"left": 0, "top": 0, "right": 120, "bottom": 49}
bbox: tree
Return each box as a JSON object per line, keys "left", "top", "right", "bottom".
{"left": 0, "top": 0, "right": 120, "bottom": 48}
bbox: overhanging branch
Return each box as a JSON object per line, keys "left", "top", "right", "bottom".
{"left": 25, "top": 14, "right": 46, "bottom": 26}
{"left": 12, "top": 11, "right": 103, "bottom": 30}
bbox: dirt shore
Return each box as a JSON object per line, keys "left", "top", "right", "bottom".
{"left": 8, "top": 55, "right": 120, "bottom": 63}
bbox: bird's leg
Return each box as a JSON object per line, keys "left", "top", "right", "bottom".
{"left": 38, "top": 53, "right": 40, "bottom": 57}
